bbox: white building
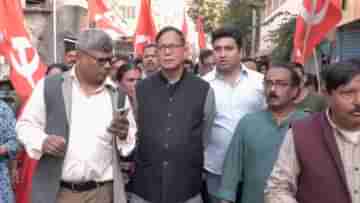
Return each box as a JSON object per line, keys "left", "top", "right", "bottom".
{"left": 259, "top": 0, "right": 301, "bottom": 54}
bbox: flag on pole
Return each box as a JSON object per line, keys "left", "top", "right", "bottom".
{"left": 88, "top": 0, "right": 129, "bottom": 36}
{"left": 293, "top": 0, "right": 342, "bottom": 64}
{"left": 0, "top": 1, "right": 47, "bottom": 203}
{"left": 134, "top": 0, "right": 157, "bottom": 56}
{"left": 181, "top": 11, "right": 188, "bottom": 42}
{"left": 196, "top": 16, "right": 206, "bottom": 49}
{"left": 0, "top": 0, "right": 47, "bottom": 103}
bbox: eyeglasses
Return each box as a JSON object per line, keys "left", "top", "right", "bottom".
{"left": 158, "top": 44, "right": 184, "bottom": 52}
{"left": 264, "top": 80, "right": 292, "bottom": 89}
{"left": 203, "top": 62, "right": 216, "bottom": 68}
{"left": 81, "top": 50, "right": 113, "bottom": 66}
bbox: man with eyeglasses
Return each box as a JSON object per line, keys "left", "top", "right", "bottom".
{"left": 131, "top": 26, "right": 215, "bottom": 203}
{"left": 142, "top": 43, "right": 159, "bottom": 78}
{"left": 16, "top": 29, "right": 137, "bottom": 203}
{"left": 216, "top": 63, "right": 306, "bottom": 203}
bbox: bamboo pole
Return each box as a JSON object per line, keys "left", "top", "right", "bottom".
{"left": 313, "top": 49, "right": 322, "bottom": 93}
{"left": 53, "top": 0, "right": 57, "bottom": 63}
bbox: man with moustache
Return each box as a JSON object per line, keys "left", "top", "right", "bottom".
{"left": 203, "top": 25, "right": 265, "bottom": 203}
{"left": 216, "top": 63, "right": 307, "bottom": 203}
{"left": 265, "top": 59, "right": 360, "bottom": 203}
{"left": 142, "top": 43, "right": 159, "bottom": 78}
{"left": 16, "top": 29, "right": 136, "bottom": 203}
{"left": 131, "top": 26, "right": 215, "bottom": 203}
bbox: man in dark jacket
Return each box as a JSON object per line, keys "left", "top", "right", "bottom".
{"left": 265, "top": 59, "right": 360, "bottom": 203}
{"left": 131, "top": 26, "right": 215, "bottom": 203}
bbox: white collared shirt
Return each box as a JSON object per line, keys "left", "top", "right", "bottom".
{"left": 203, "top": 65, "right": 266, "bottom": 174}
{"left": 16, "top": 68, "right": 136, "bottom": 182}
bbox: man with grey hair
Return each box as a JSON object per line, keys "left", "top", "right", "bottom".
{"left": 131, "top": 26, "right": 215, "bottom": 203}
{"left": 17, "top": 29, "right": 136, "bottom": 203}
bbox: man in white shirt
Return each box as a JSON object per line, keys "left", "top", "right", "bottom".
{"left": 203, "top": 25, "right": 265, "bottom": 203}
{"left": 16, "top": 29, "right": 136, "bottom": 203}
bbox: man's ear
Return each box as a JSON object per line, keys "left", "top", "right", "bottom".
{"left": 184, "top": 43, "right": 190, "bottom": 58}
{"left": 322, "top": 87, "right": 331, "bottom": 98}
{"left": 293, "top": 86, "right": 301, "bottom": 101}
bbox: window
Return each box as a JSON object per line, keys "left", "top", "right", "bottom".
{"left": 268, "top": 0, "right": 284, "bottom": 12}
{"left": 342, "top": 0, "right": 347, "bottom": 10}
{"left": 26, "top": 0, "right": 48, "bottom": 8}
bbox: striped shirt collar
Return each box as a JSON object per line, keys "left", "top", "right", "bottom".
{"left": 326, "top": 109, "right": 360, "bottom": 144}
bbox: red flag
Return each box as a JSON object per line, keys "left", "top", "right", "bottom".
{"left": 181, "top": 11, "right": 188, "bottom": 41}
{"left": 134, "top": 0, "right": 157, "bottom": 56}
{"left": 0, "top": 0, "right": 47, "bottom": 103}
{"left": 197, "top": 16, "right": 206, "bottom": 49}
{"left": 88, "top": 0, "right": 128, "bottom": 36}
{"left": 293, "top": 0, "right": 342, "bottom": 64}
{"left": 0, "top": 1, "right": 46, "bottom": 203}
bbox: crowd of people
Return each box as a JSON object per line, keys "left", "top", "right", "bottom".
{"left": 0, "top": 24, "right": 359, "bottom": 203}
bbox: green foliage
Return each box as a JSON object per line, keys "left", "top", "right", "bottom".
{"left": 188, "top": 0, "right": 265, "bottom": 56}
{"left": 222, "top": 0, "right": 265, "bottom": 55}
{"left": 188, "top": 0, "right": 265, "bottom": 34}
{"left": 188, "top": 0, "right": 225, "bottom": 33}
{"left": 267, "top": 15, "right": 296, "bottom": 62}
{"left": 188, "top": 0, "right": 297, "bottom": 60}
{"left": 221, "top": 3, "right": 252, "bottom": 34}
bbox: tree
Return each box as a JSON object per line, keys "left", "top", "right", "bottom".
{"left": 187, "top": 0, "right": 225, "bottom": 33}
{"left": 266, "top": 14, "right": 296, "bottom": 62}
{"left": 188, "top": 0, "right": 265, "bottom": 33}
{"left": 267, "top": 14, "right": 333, "bottom": 66}
{"left": 188, "top": 0, "right": 265, "bottom": 56}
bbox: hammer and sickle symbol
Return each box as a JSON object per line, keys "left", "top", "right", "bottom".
{"left": 9, "top": 37, "right": 39, "bottom": 88}
{"left": 296, "top": 0, "right": 330, "bottom": 58}
{"left": 299, "top": 0, "right": 330, "bottom": 25}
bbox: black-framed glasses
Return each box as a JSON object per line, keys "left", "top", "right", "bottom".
{"left": 81, "top": 50, "right": 113, "bottom": 66}
{"left": 158, "top": 44, "right": 184, "bottom": 52}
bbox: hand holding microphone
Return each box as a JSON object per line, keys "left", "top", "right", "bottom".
{"left": 108, "top": 107, "right": 130, "bottom": 140}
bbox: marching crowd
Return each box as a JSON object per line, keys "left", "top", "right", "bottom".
{"left": 0, "top": 24, "right": 359, "bottom": 203}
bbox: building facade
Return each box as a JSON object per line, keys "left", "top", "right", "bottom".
{"left": 0, "top": 0, "right": 201, "bottom": 79}
{"left": 260, "top": 0, "right": 360, "bottom": 62}
{"left": 258, "top": 0, "right": 300, "bottom": 55}
{"left": 335, "top": 0, "right": 360, "bottom": 61}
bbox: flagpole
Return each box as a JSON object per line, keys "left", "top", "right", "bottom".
{"left": 53, "top": 0, "right": 57, "bottom": 63}
{"left": 313, "top": 49, "right": 322, "bottom": 93}
{"left": 303, "top": 0, "right": 322, "bottom": 93}
{"left": 301, "top": 0, "right": 317, "bottom": 64}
